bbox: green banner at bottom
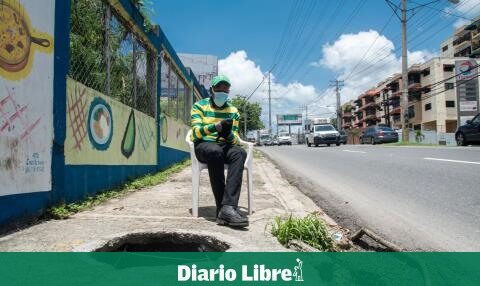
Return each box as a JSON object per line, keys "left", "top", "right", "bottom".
{"left": 0, "top": 253, "right": 478, "bottom": 285}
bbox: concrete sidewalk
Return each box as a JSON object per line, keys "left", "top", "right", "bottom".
{"left": 0, "top": 152, "right": 344, "bottom": 252}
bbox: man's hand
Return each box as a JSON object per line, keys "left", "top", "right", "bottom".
{"left": 215, "top": 119, "right": 233, "bottom": 139}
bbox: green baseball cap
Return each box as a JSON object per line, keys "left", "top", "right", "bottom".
{"left": 211, "top": 75, "right": 231, "bottom": 87}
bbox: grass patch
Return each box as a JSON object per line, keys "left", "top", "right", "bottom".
{"left": 271, "top": 213, "right": 335, "bottom": 251}
{"left": 45, "top": 160, "right": 191, "bottom": 219}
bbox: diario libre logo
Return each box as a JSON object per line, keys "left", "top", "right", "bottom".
{"left": 178, "top": 258, "right": 304, "bottom": 282}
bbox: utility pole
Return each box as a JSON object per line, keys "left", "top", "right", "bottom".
{"left": 242, "top": 64, "right": 276, "bottom": 139}
{"left": 268, "top": 72, "right": 272, "bottom": 135}
{"left": 385, "top": 0, "right": 459, "bottom": 141}
{"left": 400, "top": 0, "right": 409, "bottom": 142}
{"left": 330, "top": 80, "right": 344, "bottom": 130}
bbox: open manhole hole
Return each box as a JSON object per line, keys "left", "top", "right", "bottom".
{"left": 95, "top": 232, "right": 230, "bottom": 252}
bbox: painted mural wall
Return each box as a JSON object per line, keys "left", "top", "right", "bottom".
{"left": 65, "top": 78, "right": 157, "bottom": 165}
{"left": 159, "top": 113, "right": 189, "bottom": 152}
{"left": 0, "top": 0, "right": 55, "bottom": 196}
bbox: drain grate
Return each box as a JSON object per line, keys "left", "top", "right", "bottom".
{"left": 95, "top": 232, "right": 230, "bottom": 252}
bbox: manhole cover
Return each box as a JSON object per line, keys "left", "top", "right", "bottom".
{"left": 95, "top": 232, "right": 230, "bottom": 252}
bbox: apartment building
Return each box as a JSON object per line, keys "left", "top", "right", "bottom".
{"left": 352, "top": 64, "right": 423, "bottom": 130}
{"left": 440, "top": 16, "right": 480, "bottom": 58}
{"left": 350, "top": 57, "right": 479, "bottom": 133}
{"left": 352, "top": 89, "right": 381, "bottom": 129}
{"left": 419, "top": 58, "right": 458, "bottom": 133}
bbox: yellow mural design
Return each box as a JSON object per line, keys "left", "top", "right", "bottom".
{"left": 160, "top": 113, "right": 190, "bottom": 152}
{"left": 65, "top": 78, "right": 157, "bottom": 165}
{"left": 0, "top": 0, "right": 54, "bottom": 81}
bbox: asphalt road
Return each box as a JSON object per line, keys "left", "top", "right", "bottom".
{"left": 259, "top": 144, "right": 480, "bottom": 251}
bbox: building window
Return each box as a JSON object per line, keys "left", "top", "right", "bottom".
{"left": 443, "top": 65, "right": 454, "bottom": 72}
{"left": 423, "top": 87, "right": 431, "bottom": 93}
{"left": 422, "top": 68, "right": 430, "bottom": 76}
{"left": 445, "top": 82, "right": 454, "bottom": 90}
{"left": 425, "top": 103, "right": 432, "bottom": 111}
{"left": 446, "top": 100, "right": 455, "bottom": 108}
{"left": 442, "top": 45, "right": 448, "bottom": 52}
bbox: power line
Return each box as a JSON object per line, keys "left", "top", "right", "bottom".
{"left": 409, "top": 0, "right": 471, "bottom": 20}
{"left": 346, "top": 0, "right": 473, "bottom": 80}
{"left": 273, "top": 0, "right": 310, "bottom": 75}
{"left": 279, "top": 0, "right": 343, "bottom": 84}
{"left": 275, "top": 0, "right": 319, "bottom": 80}
{"left": 342, "top": 11, "right": 396, "bottom": 82}
{"left": 245, "top": 65, "right": 276, "bottom": 101}
{"left": 271, "top": 0, "right": 302, "bottom": 68}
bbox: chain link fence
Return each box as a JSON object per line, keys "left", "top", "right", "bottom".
{"left": 68, "top": 0, "right": 156, "bottom": 117}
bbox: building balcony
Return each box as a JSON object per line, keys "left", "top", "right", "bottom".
{"left": 359, "top": 89, "right": 379, "bottom": 99}
{"left": 391, "top": 106, "right": 401, "bottom": 115}
{"left": 342, "top": 112, "right": 353, "bottom": 119}
{"left": 408, "top": 82, "right": 422, "bottom": 91}
{"left": 358, "top": 102, "right": 379, "bottom": 112}
{"left": 390, "top": 90, "right": 401, "bottom": 99}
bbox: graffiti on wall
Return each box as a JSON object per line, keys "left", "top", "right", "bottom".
{"left": 0, "top": 0, "right": 54, "bottom": 196}
{"left": 159, "top": 113, "right": 189, "bottom": 152}
{"left": 65, "top": 78, "right": 156, "bottom": 165}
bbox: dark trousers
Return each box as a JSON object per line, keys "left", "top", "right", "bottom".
{"left": 194, "top": 141, "right": 247, "bottom": 208}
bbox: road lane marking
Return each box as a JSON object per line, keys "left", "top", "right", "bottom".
{"left": 424, "top": 157, "right": 480, "bottom": 165}
{"left": 342, "top": 150, "right": 367, "bottom": 154}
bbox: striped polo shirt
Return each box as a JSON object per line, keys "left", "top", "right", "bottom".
{"left": 190, "top": 97, "right": 240, "bottom": 144}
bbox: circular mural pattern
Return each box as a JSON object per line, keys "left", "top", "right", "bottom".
{"left": 87, "top": 97, "right": 113, "bottom": 150}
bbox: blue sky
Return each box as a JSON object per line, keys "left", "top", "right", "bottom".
{"left": 151, "top": 0, "right": 480, "bottom": 123}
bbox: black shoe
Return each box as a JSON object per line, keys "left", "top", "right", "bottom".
{"left": 216, "top": 205, "right": 249, "bottom": 228}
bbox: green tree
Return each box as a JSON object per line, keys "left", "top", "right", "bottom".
{"left": 330, "top": 118, "right": 338, "bottom": 129}
{"left": 230, "top": 96, "right": 264, "bottom": 137}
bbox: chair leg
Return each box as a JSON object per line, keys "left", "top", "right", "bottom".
{"left": 247, "top": 168, "right": 253, "bottom": 215}
{"left": 192, "top": 169, "right": 200, "bottom": 217}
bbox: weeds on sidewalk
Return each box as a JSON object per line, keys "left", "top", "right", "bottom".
{"left": 271, "top": 213, "right": 334, "bottom": 251}
{"left": 45, "top": 160, "right": 191, "bottom": 219}
{"left": 253, "top": 149, "right": 264, "bottom": 159}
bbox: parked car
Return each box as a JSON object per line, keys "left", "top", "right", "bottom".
{"left": 260, "top": 134, "right": 274, "bottom": 146}
{"left": 361, "top": 126, "right": 398, "bottom": 144}
{"left": 272, "top": 136, "right": 279, "bottom": 146}
{"left": 338, "top": 130, "right": 347, "bottom": 145}
{"left": 456, "top": 113, "right": 480, "bottom": 146}
{"left": 278, "top": 132, "right": 292, "bottom": 145}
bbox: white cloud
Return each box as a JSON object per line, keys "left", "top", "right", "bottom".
{"left": 218, "top": 30, "right": 436, "bottom": 130}
{"left": 313, "top": 30, "right": 434, "bottom": 103}
{"left": 447, "top": 0, "right": 480, "bottom": 28}
{"left": 218, "top": 51, "right": 330, "bottom": 129}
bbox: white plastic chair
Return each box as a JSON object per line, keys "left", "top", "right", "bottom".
{"left": 185, "top": 129, "right": 254, "bottom": 217}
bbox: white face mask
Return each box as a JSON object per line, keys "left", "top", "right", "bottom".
{"left": 212, "top": 91, "right": 229, "bottom": 107}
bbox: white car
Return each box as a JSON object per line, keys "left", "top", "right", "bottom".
{"left": 306, "top": 124, "right": 340, "bottom": 147}
{"left": 278, "top": 132, "right": 292, "bottom": 145}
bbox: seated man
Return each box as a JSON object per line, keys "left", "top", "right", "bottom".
{"left": 190, "top": 75, "right": 248, "bottom": 228}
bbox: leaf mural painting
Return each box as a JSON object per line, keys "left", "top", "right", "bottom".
{"left": 121, "top": 109, "right": 136, "bottom": 158}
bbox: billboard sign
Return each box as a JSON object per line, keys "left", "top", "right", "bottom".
{"left": 277, "top": 114, "right": 302, "bottom": 125}
{"left": 456, "top": 60, "right": 477, "bottom": 81}
{"left": 455, "top": 60, "right": 480, "bottom": 129}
